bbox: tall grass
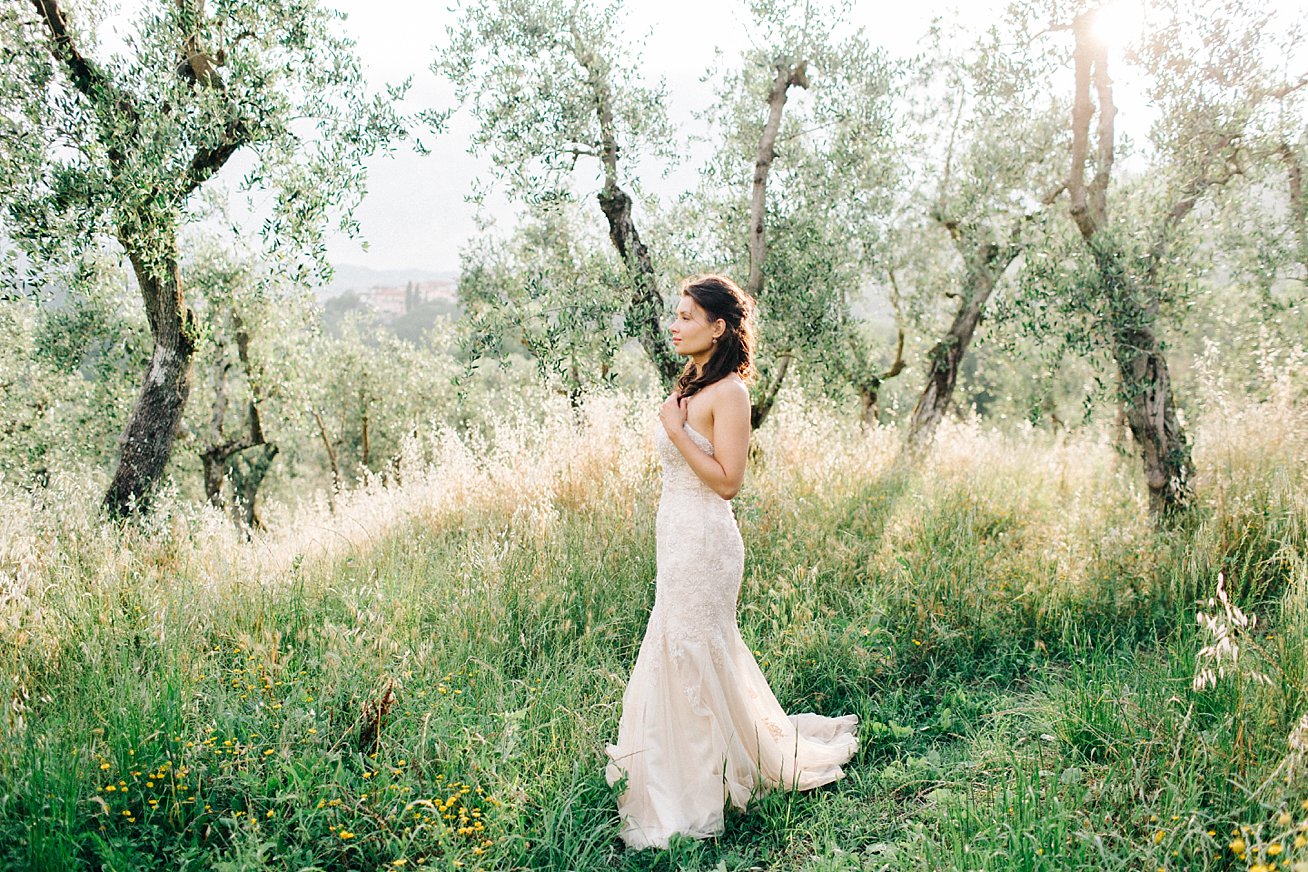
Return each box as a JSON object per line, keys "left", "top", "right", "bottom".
{"left": 0, "top": 361, "right": 1305, "bottom": 870}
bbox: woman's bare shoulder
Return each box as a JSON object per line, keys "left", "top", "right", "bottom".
{"left": 705, "top": 374, "right": 750, "bottom": 410}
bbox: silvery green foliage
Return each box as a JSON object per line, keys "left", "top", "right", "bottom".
{"left": 0, "top": 254, "right": 146, "bottom": 483}
{"left": 458, "top": 200, "right": 628, "bottom": 401}
{"left": 896, "top": 16, "right": 1069, "bottom": 269}
{"left": 439, "top": 0, "right": 674, "bottom": 202}
{"left": 1007, "top": 0, "right": 1304, "bottom": 337}
{"left": 880, "top": 16, "right": 1073, "bottom": 426}
{"left": 0, "top": 0, "right": 408, "bottom": 293}
{"left": 297, "top": 313, "right": 458, "bottom": 492}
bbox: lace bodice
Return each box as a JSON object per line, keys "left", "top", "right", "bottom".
{"left": 649, "top": 421, "right": 743, "bottom": 648}
{"left": 654, "top": 421, "right": 723, "bottom": 500}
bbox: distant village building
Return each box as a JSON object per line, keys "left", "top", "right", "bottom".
{"left": 357, "top": 279, "right": 457, "bottom": 319}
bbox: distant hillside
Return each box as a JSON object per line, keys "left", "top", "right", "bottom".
{"left": 319, "top": 264, "right": 458, "bottom": 301}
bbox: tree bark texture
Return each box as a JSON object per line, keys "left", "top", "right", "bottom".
{"left": 596, "top": 183, "right": 681, "bottom": 386}
{"left": 32, "top": 0, "right": 247, "bottom": 516}
{"left": 104, "top": 241, "right": 196, "bottom": 516}
{"left": 749, "top": 354, "right": 791, "bottom": 431}
{"left": 1097, "top": 249, "right": 1190, "bottom": 514}
{"left": 856, "top": 326, "right": 905, "bottom": 429}
{"left": 229, "top": 444, "right": 278, "bottom": 530}
{"left": 1280, "top": 143, "right": 1308, "bottom": 275}
{"left": 1067, "top": 10, "right": 1191, "bottom": 515}
{"left": 748, "top": 62, "right": 808, "bottom": 301}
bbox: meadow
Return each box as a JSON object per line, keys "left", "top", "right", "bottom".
{"left": 0, "top": 359, "right": 1306, "bottom": 872}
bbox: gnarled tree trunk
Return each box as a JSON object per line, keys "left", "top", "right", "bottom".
{"left": 749, "top": 354, "right": 791, "bottom": 430}
{"left": 30, "top": 0, "right": 247, "bottom": 517}
{"left": 596, "top": 182, "right": 680, "bottom": 385}
{"left": 906, "top": 243, "right": 1009, "bottom": 451}
{"left": 1280, "top": 143, "right": 1308, "bottom": 276}
{"left": 573, "top": 23, "right": 680, "bottom": 388}
{"left": 198, "top": 313, "right": 276, "bottom": 528}
{"left": 1067, "top": 11, "right": 1191, "bottom": 515}
{"left": 104, "top": 233, "right": 196, "bottom": 516}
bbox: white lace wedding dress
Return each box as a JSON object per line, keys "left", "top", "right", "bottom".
{"left": 605, "top": 420, "right": 858, "bottom": 849}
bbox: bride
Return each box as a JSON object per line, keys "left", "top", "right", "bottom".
{"left": 605, "top": 274, "right": 858, "bottom": 849}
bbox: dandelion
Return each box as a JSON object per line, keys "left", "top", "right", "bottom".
{"left": 1232, "top": 838, "right": 1248, "bottom": 854}
{"left": 339, "top": 830, "right": 355, "bottom": 840}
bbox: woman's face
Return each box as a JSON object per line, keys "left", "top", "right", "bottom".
{"left": 670, "top": 294, "right": 722, "bottom": 361}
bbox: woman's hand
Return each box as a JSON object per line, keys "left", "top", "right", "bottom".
{"left": 659, "top": 391, "right": 687, "bottom": 436}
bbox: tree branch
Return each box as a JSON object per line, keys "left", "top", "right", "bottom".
{"left": 1280, "top": 142, "right": 1308, "bottom": 271}
{"left": 1067, "top": 10, "right": 1098, "bottom": 241}
{"left": 183, "top": 125, "right": 246, "bottom": 194}
{"left": 1267, "top": 71, "right": 1308, "bottom": 100}
{"left": 749, "top": 60, "right": 809, "bottom": 298}
{"left": 30, "top": 0, "right": 137, "bottom": 122}
{"left": 1143, "top": 136, "right": 1242, "bottom": 285}
{"left": 935, "top": 83, "right": 966, "bottom": 225}
{"left": 568, "top": 16, "right": 620, "bottom": 189}
{"left": 881, "top": 269, "right": 907, "bottom": 381}
{"left": 1087, "top": 33, "right": 1115, "bottom": 228}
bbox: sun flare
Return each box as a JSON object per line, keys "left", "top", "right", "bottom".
{"left": 1089, "top": 0, "right": 1146, "bottom": 50}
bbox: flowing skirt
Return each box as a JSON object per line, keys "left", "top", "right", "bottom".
{"left": 605, "top": 477, "right": 857, "bottom": 849}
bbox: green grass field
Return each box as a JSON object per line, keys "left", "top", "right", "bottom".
{"left": 1, "top": 386, "right": 1305, "bottom": 871}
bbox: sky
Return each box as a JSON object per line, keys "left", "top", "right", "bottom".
{"left": 100, "top": 0, "right": 1308, "bottom": 276}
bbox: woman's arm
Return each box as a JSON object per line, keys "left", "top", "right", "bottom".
{"left": 659, "top": 381, "right": 751, "bottom": 499}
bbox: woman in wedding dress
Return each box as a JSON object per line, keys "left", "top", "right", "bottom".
{"left": 605, "top": 274, "right": 858, "bottom": 850}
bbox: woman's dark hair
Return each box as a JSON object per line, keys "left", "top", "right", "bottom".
{"left": 675, "top": 274, "right": 755, "bottom": 399}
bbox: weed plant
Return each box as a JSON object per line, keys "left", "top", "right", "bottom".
{"left": 0, "top": 366, "right": 1305, "bottom": 870}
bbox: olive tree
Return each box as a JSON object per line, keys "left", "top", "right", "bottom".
{"left": 685, "top": 0, "right": 898, "bottom": 428}
{"left": 896, "top": 20, "right": 1069, "bottom": 451}
{"left": 180, "top": 241, "right": 296, "bottom": 528}
{"left": 0, "top": 0, "right": 405, "bottom": 515}
{"left": 1041, "top": 0, "right": 1306, "bottom": 514}
{"left": 458, "top": 201, "right": 628, "bottom": 405}
{"left": 439, "top": 0, "right": 680, "bottom": 386}
{"left": 0, "top": 254, "right": 147, "bottom": 485}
